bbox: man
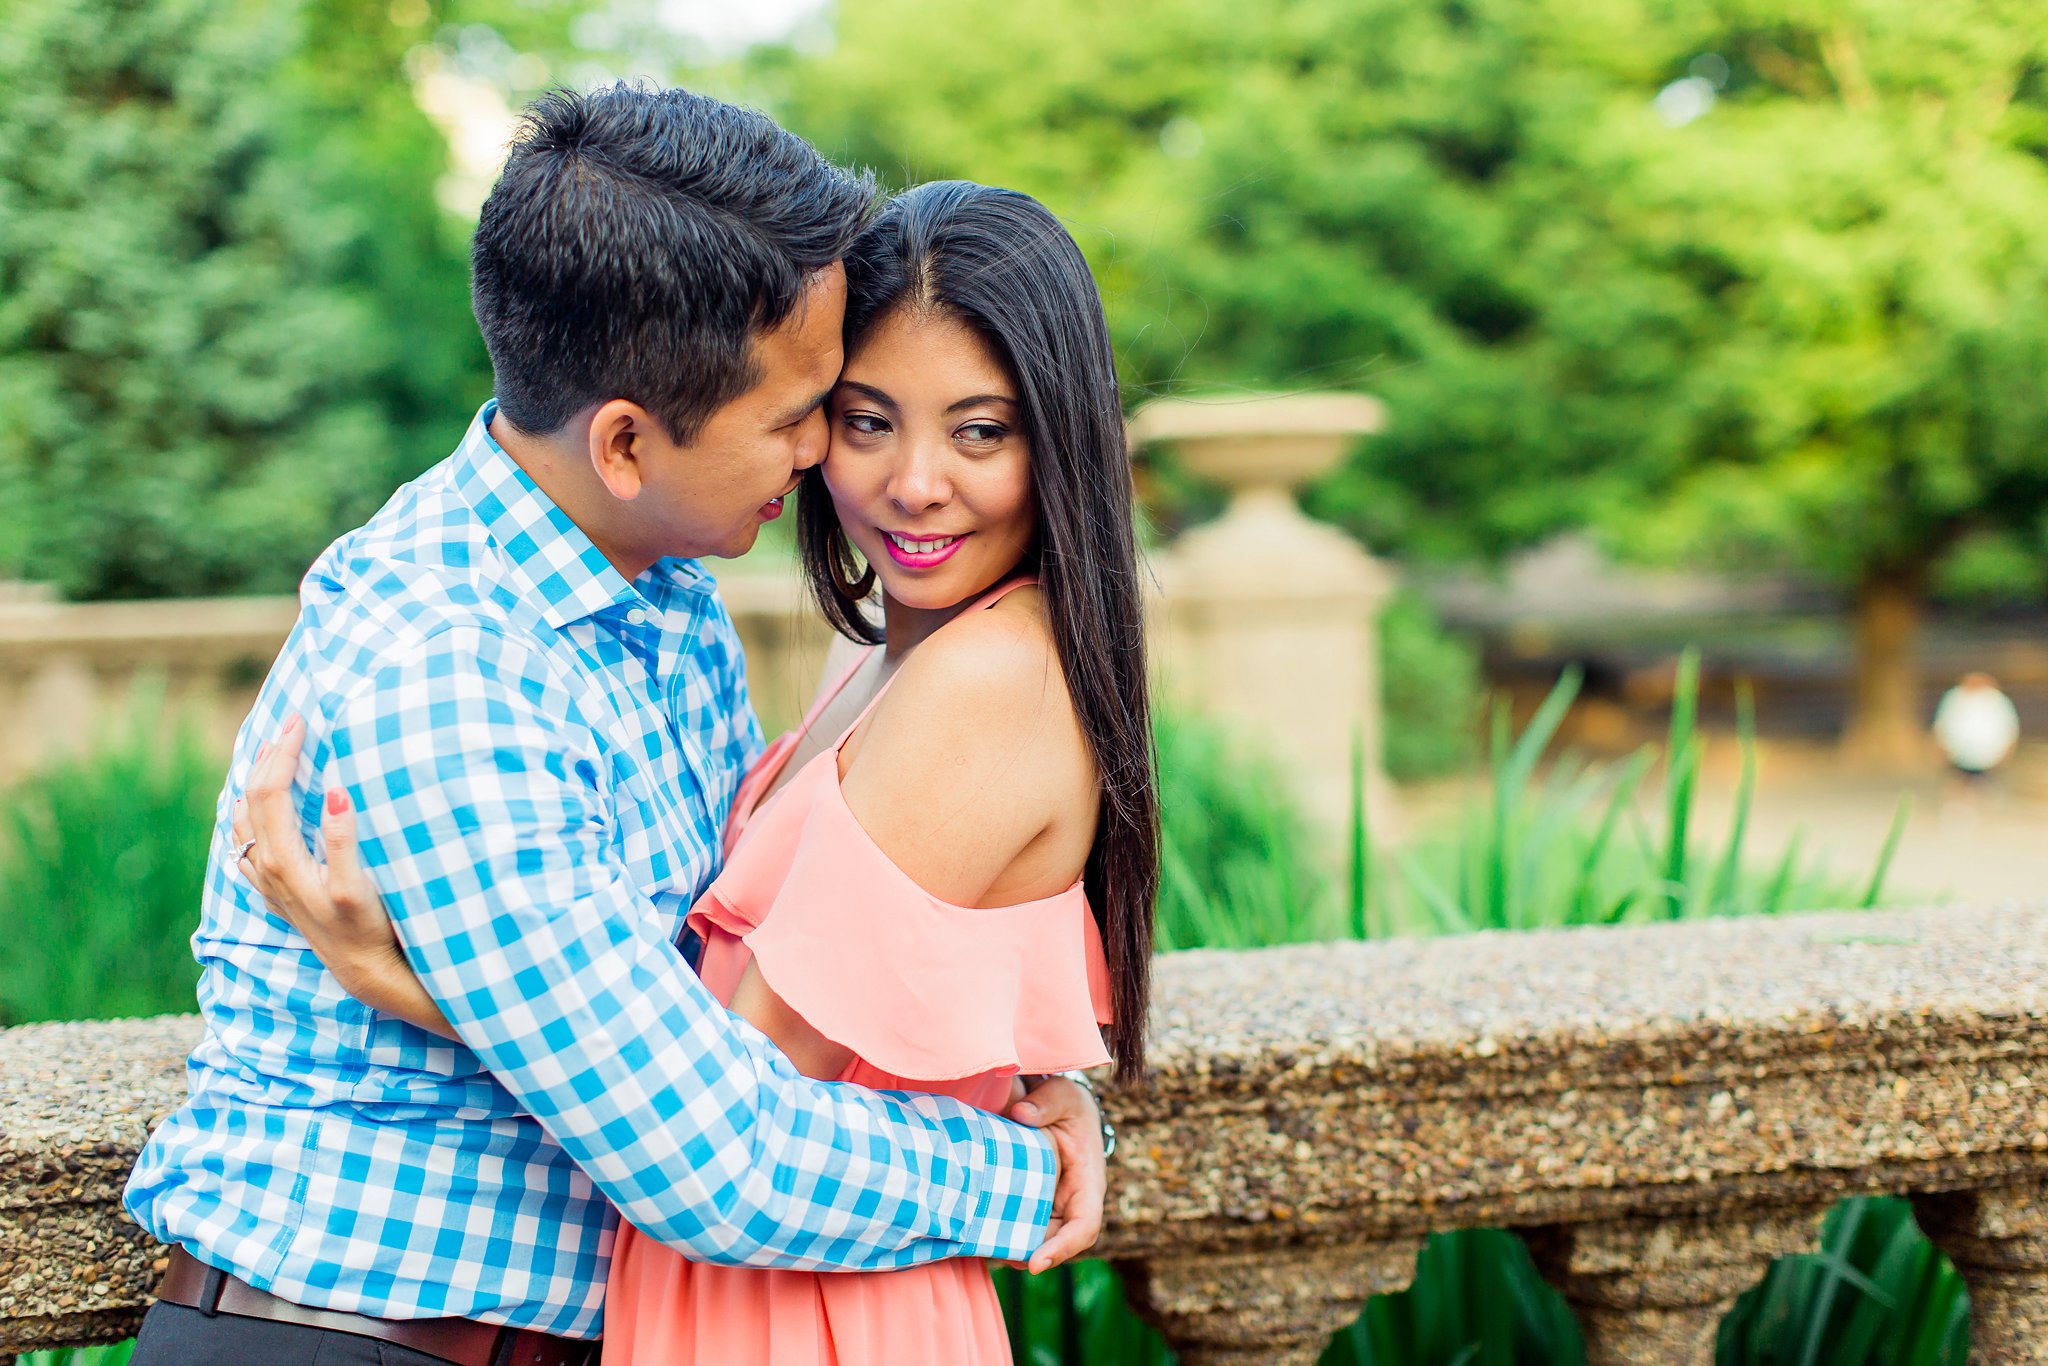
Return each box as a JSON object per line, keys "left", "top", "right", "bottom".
{"left": 124, "top": 85, "right": 1106, "bottom": 1366}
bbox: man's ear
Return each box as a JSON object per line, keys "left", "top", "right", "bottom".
{"left": 586, "top": 400, "right": 658, "bottom": 501}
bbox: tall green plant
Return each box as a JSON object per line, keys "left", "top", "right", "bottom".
{"left": 1381, "top": 656, "right": 1886, "bottom": 937}
{"left": 1378, "top": 591, "right": 1482, "bottom": 784}
{"left": 0, "top": 690, "right": 215, "bottom": 1024}
{"left": 1323, "top": 1230, "right": 1586, "bottom": 1366}
{"left": 1153, "top": 710, "right": 1340, "bottom": 950}
{"left": 1718, "top": 1198, "right": 1967, "bottom": 1366}
{"left": 19, "top": 1345, "right": 135, "bottom": 1366}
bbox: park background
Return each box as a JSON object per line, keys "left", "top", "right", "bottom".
{"left": 2, "top": 0, "right": 2046, "bottom": 1362}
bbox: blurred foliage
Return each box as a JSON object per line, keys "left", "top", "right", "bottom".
{"left": 1325, "top": 1229, "right": 1586, "bottom": 1366}
{"left": 1156, "top": 653, "right": 1895, "bottom": 951}
{"left": 1153, "top": 708, "right": 1343, "bottom": 949}
{"left": 721, "top": 0, "right": 2048, "bottom": 744}
{"left": 18, "top": 1347, "right": 134, "bottom": 1366}
{"left": 725, "top": 0, "right": 2048, "bottom": 592}
{"left": 0, "top": 0, "right": 489, "bottom": 599}
{"left": 1720, "top": 1198, "right": 1968, "bottom": 1366}
{"left": 0, "top": 687, "right": 213, "bottom": 1025}
{"left": 1026, "top": 673, "right": 1946, "bottom": 1365}
{"left": 999, "top": 1259, "right": 1176, "bottom": 1366}
{"left": 1380, "top": 591, "right": 1483, "bottom": 784}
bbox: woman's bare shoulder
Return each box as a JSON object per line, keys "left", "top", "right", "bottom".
{"left": 886, "top": 590, "right": 1072, "bottom": 738}
{"left": 840, "top": 590, "right": 1090, "bottom": 904}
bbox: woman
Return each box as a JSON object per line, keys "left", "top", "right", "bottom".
{"left": 235, "top": 180, "right": 1158, "bottom": 1364}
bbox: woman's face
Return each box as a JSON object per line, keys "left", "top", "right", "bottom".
{"left": 824, "top": 307, "right": 1037, "bottom": 612}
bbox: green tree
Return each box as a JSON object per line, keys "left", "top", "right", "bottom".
{"left": 723, "top": 0, "right": 2048, "bottom": 757}
{"left": 728, "top": 0, "right": 1641, "bottom": 560}
{"left": 1590, "top": 4, "right": 2048, "bottom": 762}
{"left": 0, "top": 0, "right": 487, "bottom": 600}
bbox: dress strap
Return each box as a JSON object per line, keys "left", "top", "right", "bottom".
{"left": 966, "top": 574, "right": 1039, "bottom": 614}
{"left": 833, "top": 576, "right": 1039, "bottom": 750}
{"left": 794, "top": 644, "right": 879, "bottom": 737}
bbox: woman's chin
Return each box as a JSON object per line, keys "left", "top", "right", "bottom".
{"left": 877, "top": 563, "right": 1006, "bottom": 614}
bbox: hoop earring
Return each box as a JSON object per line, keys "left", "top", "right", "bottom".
{"left": 831, "top": 533, "right": 876, "bottom": 602}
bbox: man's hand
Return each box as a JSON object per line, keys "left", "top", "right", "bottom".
{"left": 1008, "top": 1076, "right": 1106, "bottom": 1273}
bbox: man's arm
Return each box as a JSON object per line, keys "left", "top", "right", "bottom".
{"left": 322, "top": 623, "right": 1056, "bottom": 1270}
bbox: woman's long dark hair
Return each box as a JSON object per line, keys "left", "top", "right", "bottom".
{"left": 797, "top": 181, "right": 1157, "bottom": 1085}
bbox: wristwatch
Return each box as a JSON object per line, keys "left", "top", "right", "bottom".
{"left": 1053, "top": 1069, "right": 1117, "bottom": 1161}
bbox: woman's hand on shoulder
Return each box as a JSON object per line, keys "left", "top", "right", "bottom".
{"left": 838, "top": 603, "right": 1091, "bottom": 907}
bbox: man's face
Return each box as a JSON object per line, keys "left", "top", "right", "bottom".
{"left": 632, "top": 263, "right": 847, "bottom": 561}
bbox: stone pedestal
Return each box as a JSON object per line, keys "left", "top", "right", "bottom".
{"left": 1131, "top": 394, "right": 1395, "bottom": 834}
{"left": 1121, "top": 1239, "right": 1421, "bottom": 1366}
{"left": 1916, "top": 1182, "right": 2048, "bottom": 1364}
{"left": 1527, "top": 1207, "right": 1828, "bottom": 1366}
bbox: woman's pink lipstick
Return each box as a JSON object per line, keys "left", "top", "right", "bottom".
{"left": 881, "top": 530, "right": 968, "bottom": 569}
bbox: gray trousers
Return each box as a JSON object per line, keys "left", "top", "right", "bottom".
{"left": 130, "top": 1301, "right": 462, "bottom": 1366}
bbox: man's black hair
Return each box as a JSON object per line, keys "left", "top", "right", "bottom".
{"left": 471, "top": 84, "right": 874, "bottom": 442}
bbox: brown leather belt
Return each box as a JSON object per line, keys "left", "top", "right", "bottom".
{"left": 156, "top": 1246, "right": 599, "bottom": 1366}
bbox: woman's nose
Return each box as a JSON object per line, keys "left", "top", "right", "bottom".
{"left": 887, "top": 439, "right": 951, "bottom": 512}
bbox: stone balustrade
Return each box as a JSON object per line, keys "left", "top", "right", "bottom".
{"left": 0, "top": 390, "right": 1402, "bottom": 836}
{"left": 0, "top": 570, "right": 834, "bottom": 786}
{"left": 5, "top": 903, "right": 2046, "bottom": 1363}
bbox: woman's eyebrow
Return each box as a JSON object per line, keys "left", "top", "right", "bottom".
{"left": 836, "top": 380, "right": 898, "bottom": 408}
{"left": 944, "top": 393, "right": 1018, "bottom": 414}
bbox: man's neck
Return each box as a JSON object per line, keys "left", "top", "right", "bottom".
{"left": 488, "top": 411, "right": 653, "bottom": 584}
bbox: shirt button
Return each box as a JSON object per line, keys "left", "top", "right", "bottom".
{"left": 625, "top": 608, "right": 649, "bottom": 625}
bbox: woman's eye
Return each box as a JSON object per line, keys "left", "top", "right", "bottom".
{"left": 957, "top": 422, "right": 1006, "bottom": 443}
{"left": 842, "top": 412, "right": 889, "bottom": 435}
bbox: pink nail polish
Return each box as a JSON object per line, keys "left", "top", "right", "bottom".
{"left": 325, "top": 788, "right": 348, "bottom": 815}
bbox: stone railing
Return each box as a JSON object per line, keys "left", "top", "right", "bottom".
{"left": 0, "top": 391, "right": 1401, "bottom": 833}
{"left": 11, "top": 903, "right": 2043, "bottom": 1364}
{"left": 0, "top": 571, "right": 835, "bottom": 786}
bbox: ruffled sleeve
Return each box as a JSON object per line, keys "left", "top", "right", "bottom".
{"left": 688, "top": 760, "right": 1112, "bottom": 1083}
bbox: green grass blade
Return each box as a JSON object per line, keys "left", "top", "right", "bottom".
{"left": 1504, "top": 668, "right": 1585, "bottom": 795}
{"left": 1860, "top": 794, "right": 1913, "bottom": 909}
{"left": 1349, "top": 724, "right": 1371, "bottom": 940}
{"left": 1395, "top": 849, "right": 1474, "bottom": 935}
{"left": 1569, "top": 748, "right": 1653, "bottom": 924}
{"left": 1599, "top": 889, "right": 1643, "bottom": 926}
{"left": 1488, "top": 696, "right": 1514, "bottom": 931}
{"left": 1661, "top": 649, "right": 1702, "bottom": 919}
{"left": 1707, "top": 680, "right": 1759, "bottom": 917}
{"left": 1762, "top": 827, "right": 1808, "bottom": 917}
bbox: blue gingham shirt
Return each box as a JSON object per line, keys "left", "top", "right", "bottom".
{"left": 125, "top": 403, "right": 1057, "bottom": 1336}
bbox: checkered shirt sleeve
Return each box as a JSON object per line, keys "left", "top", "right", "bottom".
{"left": 326, "top": 622, "right": 1057, "bottom": 1269}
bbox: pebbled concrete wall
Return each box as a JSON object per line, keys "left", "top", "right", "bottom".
{"left": 5, "top": 905, "right": 2047, "bottom": 1362}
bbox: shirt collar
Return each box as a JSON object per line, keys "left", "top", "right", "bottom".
{"left": 451, "top": 401, "right": 651, "bottom": 630}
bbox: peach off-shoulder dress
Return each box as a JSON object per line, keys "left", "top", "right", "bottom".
{"left": 602, "top": 579, "right": 1114, "bottom": 1366}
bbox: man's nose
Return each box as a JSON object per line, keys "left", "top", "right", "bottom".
{"left": 791, "top": 408, "right": 829, "bottom": 472}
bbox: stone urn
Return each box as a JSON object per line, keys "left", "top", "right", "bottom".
{"left": 1129, "top": 393, "right": 1396, "bottom": 832}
